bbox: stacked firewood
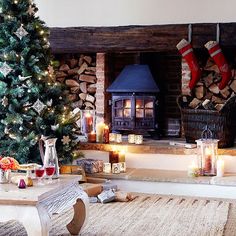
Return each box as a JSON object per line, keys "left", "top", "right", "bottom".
{"left": 55, "top": 54, "right": 97, "bottom": 110}
{"left": 182, "top": 58, "right": 236, "bottom": 111}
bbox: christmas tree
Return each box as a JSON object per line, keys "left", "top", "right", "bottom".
{"left": 0, "top": 0, "right": 79, "bottom": 164}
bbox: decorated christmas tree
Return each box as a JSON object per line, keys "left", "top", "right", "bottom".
{"left": 0, "top": 0, "right": 79, "bottom": 164}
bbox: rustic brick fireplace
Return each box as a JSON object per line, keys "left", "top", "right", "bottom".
{"left": 54, "top": 52, "right": 182, "bottom": 138}
{"left": 50, "top": 23, "right": 236, "bottom": 141}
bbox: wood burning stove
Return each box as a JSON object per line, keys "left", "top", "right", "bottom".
{"left": 107, "top": 65, "right": 159, "bottom": 133}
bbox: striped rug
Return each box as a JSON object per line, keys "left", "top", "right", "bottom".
{"left": 0, "top": 194, "right": 230, "bottom": 236}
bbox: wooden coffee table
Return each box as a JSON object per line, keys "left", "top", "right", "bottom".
{"left": 0, "top": 175, "right": 88, "bottom": 236}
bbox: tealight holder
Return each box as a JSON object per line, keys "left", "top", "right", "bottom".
{"left": 135, "top": 135, "right": 143, "bottom": 144}
{"left": 109, "top": 133, "right": 117, "bottom": 142}
{"left": 128, "top": 134, "right": 135, "bottom": 144}
{"left": 119, "top": 162, "right": 126, "bottom": 173}
{"left": 116, "top": 134, "right": 122, "bottom": 143}
{"left": 103, "top": 163, "right": 111, "bottom": 173}
{"left": 112, "top": 163, "right": 120, "bottom": 174}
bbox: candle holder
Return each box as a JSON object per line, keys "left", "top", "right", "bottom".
{"left": 116, "top": 134, "right": 122, "bottom": 143}
{"left": 196, "top": 126, "right": 218, "bottom": 176}
{"left": 135, "top": 135, "right": 143, "bottom": 145}
{"left": 88, "top": 131, "right": 96, "bottom": 143}
{"left": 128, "top": 134, "right": 135, "bottom": 144}
{"left": 119, "top": 162, "right": 126, "bottom": 173}
{"left": 112, "top": 163, "right": 120, "bottom": 174}
{"left": 109, "top": 133, "right": 117, "bottom": 143}
{"left": 103, "top": 163, "right": 111, "bottom": 173}
{"left": 81, "top": 110, "right": 95, "bottom": 135}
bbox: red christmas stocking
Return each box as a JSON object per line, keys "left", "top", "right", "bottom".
{"left": 176, "top": 39, "right": 201, "bottom": 90}
{"left": 204, "top": 41, "right": 231, "bottom": 90}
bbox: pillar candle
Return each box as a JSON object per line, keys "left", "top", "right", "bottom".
{"left": 109, "top": 151, "right": 119, "bottom": 164}
{"left": 119, "top": 150, "right": 126, "bottom": 162}
{"left": 217, "top": 158, "right": 224, "bottom": 177}
{"left": 96, "top": 122, "right": 105, "bottom": 143}
{"left": 103, "top": 125, "right": 109, "bottom": 144}
{"left": 88, "top": 131, "right": 96, "bottom": 143}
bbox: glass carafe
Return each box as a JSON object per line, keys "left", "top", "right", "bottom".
{"left": 40, "top": 137, "right": 60, "bottom": 179}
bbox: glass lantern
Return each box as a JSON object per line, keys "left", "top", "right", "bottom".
{"left": 80, "top": 110, "right": 95, "bottom": 135}
{"left": 196, "top": 127, "right": 218, "bottom": 176}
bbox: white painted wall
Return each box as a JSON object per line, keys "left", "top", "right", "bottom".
{"left": 35, "top": 0, "right": 236, "bottom": 27}
{"left": 80, "top": 150, "right": 236, "bottom": 173}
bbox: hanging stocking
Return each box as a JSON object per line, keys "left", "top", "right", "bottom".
{"left": 176, "top": 39, "right": 201, "bottom": 90}
{"left": 204, "top": 41, "right": 231, "bottom": 90}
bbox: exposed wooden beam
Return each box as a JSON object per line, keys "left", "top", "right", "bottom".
{"left": 49, "top": 23, "right": 236, "bottom": 54}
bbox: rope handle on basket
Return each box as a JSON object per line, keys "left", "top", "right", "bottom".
{"left": 201, "top": 126, "right": 213, "bottom": 139}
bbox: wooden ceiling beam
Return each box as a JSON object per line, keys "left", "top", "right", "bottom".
{"left": 49, "top": 23, "right": 236, "bottom": 54}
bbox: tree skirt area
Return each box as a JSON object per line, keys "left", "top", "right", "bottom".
{"left": 0, "top": 194, "right": 232, "bottom": 236}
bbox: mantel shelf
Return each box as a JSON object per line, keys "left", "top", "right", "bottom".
{"left": 78, "top": 139, "right": 236, "bottom": 155}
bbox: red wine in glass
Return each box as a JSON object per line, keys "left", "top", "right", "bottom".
{"left": 45, "top": 166, "right": 55, "bottom": 176}
{"left": 35, "top": 168, "right": 45, "bottom": 185}
{"left": 35, "top": 169, "right": 45, "bottom": 178}
{"left": 45, "top": 165, "right": 55, "bottom": 183}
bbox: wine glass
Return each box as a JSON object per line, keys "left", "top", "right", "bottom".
{"left": 35, "top": 167, "right": 45, "bottom": 186}
{"left": 45, "top": 163, "right": 55, "bottom": 184}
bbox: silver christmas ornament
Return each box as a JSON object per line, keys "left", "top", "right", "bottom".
{"left": 1, "top": 96, "right": 8, "bottom": 107}
{"left": 0, "top": 62, "right": 13, "bottom": 77}
{"left": 46, "top": 99, "right": 53, "bottom": 107}
{"left": 4, "top": 127, "right": 9, "bottom": 134}
{"left": 19, "top": 126, "right": 23, "bottom": 131}
{"left": 18, "top": 75, "right": 32, "bottom": 81}
{"left": 14, "top": 25, "right": 29, "bottom": 40}
{"left": 32, "top": 99, "right": 46, "bottom": 114}
{"left": 51, "top": 124, "right": 59, "bottom": 131}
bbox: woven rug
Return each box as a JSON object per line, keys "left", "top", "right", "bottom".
{"left": 51, "top": 195, "right": 230, "bottom": 236}
{"left": 0, "top": 195, "right": 231, "bottom": 236}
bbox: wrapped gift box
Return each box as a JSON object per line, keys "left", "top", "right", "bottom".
{"left": 76, "top": 159, "right": 104, "bottom": 174}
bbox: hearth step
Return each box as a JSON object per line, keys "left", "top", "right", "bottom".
{"left": 86, "top": 168, "right": 236, "bottom": 200}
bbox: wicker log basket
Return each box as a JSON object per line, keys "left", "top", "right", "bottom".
{"left": 177, "top": 95, "right": 236, "bottom": 148}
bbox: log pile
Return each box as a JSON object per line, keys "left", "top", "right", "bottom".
{"left": 55, "top": 54, "right": 97, "bottom": 110}
{"left": 181, "top": 58, "right": 236, "bottom": 111}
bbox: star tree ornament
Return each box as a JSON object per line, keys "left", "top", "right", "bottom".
{"left": 61, "top": 136, "right": 71, "bottom": 145}
{"left": 27, "top": 4, "right": 35, "bottom": 16}
{"left": 1, "top": 96, "right": 8, "bottom": 107}
{"left": 14, "top": 25, "right": 29, "bottom": 40}
{"left": 32, "top": 99, "right": 46, "bottom": 114}
{"left": 0, "top": 62, "right": 13, "bottom": 77}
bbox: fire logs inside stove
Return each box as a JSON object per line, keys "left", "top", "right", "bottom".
{"left": 107, "top": 64, "right": 159, "bottom": 134}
